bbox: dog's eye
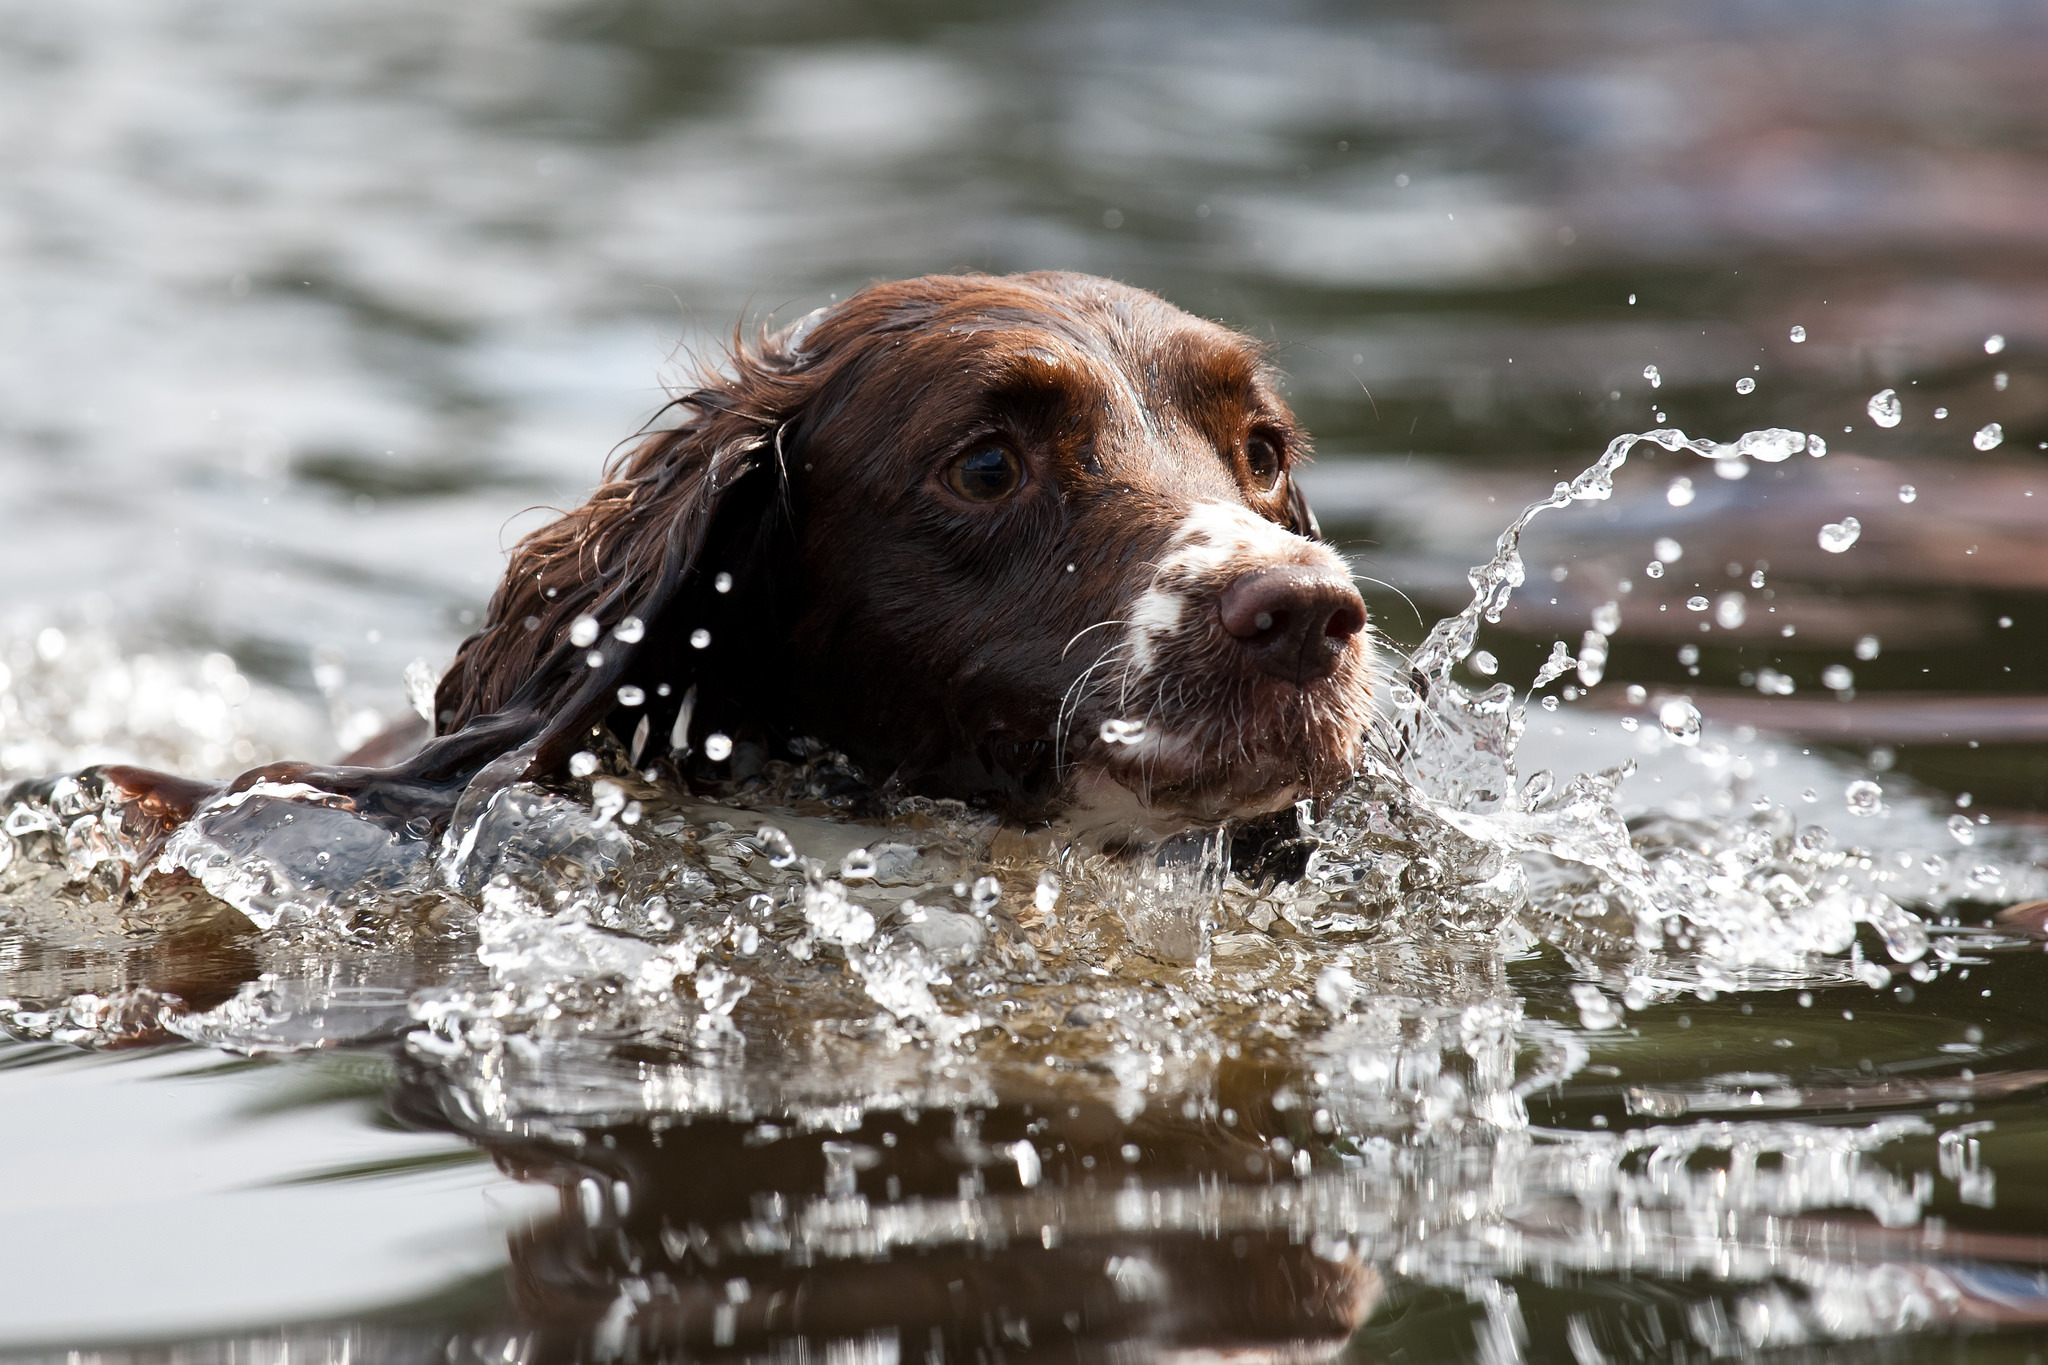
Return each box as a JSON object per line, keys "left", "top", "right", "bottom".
{"left": 1244, "top": 432, "right": 1284, "bottom": 491}
{"left": 945, "top": 443, "right": 1025, "bottom": 503}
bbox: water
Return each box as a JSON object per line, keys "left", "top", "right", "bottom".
{"left": 5, "top": 1, "right": 2048, "bottom": 1361}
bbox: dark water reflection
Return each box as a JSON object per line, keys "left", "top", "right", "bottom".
{"left": 5, "top": 1, "right": 2048, "bottom": 1361}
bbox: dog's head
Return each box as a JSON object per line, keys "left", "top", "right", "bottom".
{"left": 428, "top": 272, "right": 1374, "bottom": 830}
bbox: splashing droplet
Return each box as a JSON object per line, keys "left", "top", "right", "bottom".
{"left": 1866, "top": 389, "right": 1903, "bottom": 428}
{"left": 1099, "top": 718, "right": 1147, "bottom": 745}
{"left": 1737, "top": 428, "right": 1803, "bottom": 462}
{"left": 1665, "top": 476, "right": 1694, "bottom": 507}
{"left": 1818, "top": 517, "right": 1862, "bottom": 553}
{"left": 1643, "top": 364, "right": 1661, "bottom": 388}
{"left": 713, "top": 572, "right": 734, "bottom": 594}
{"left": 1898, "top": 484, "right": 1917, "bottom": 504}
{"left": 1822, "top": 664, "right": 1854, "bottom": 691}
{"left": 1714, "top": 593, "right": 1746, "bottom": 628}
{"left": 1985, "top": 334, "right": 2006, "bottom": 354}
{"left": 1658, "top": 697, "right": 1702, "bottom": 745}
{"left": 1686, "top": 596, "right": 1710, "bottom": 612}
{"left": 689, "top": 628, "right": 712, "bottom": 649}
{"left": 1844, "top": 779, "right": 1884, "bottom": 816}
{"left": 1948, "top": 814, "right": 1977, "bottom": 846}
{"left": 1789, "top": 325, "right": 1807, "bottom": 343}
{"left": 568, "top": 751, "right": 600, "bottom": 778}
{"left": 612, "top": 616, "right": 645, "bottom": 643}
{"left": 840, "top": 848, "right": 877, "bottom": 881}
{"left": 1468, "top": 649, "right": 1498, "bottom": 676}
{"left": 1653, "top": 537, "right": 1682, "bottom": 562}
{"left": 1856, "top": 635, "right": 1881, "bottom": 660}
{"left": 617, "top": 685, "right": 645, "bottom": 707}
{"left": 1734, "top": 377, "right": 1756, "bottom": 395}
{"left": 569, "top": 615, "right": 600, "bottom": 647}
{"left": 1973, "top": 422, "right": 2004, "bottom": 451}
{"left": 756, "top": 825, "right": 798, "bottom": 868}
{"left": 1591, "top": 601, "right": 1621, "bottom": 635}
{"left": 703, "top": 733, "right": 733, "bottom": 761}
{"left": 1807, "top": 433, "right": 1828, "bottom": 457}
{"left": 1644, "top": 560, "right": 1665, "bottom": 579}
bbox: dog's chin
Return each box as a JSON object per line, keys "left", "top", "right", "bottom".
{"left": 1061, "top": 722, "right": 1364, "bottom": 840}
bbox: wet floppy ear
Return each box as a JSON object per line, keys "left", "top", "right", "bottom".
{"left": 421, "top": 416, "right": 785, "bottom": 783}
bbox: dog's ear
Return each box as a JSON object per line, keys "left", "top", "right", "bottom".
{"left": 1283, "top": 473, "right": 1320, "bottom": 541}
{"left": 414, "top": 337, "right": 816, "bottom": 788}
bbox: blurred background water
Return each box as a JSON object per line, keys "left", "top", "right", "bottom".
{"left": 4, "top": 1, "right": 2048, "bottom": 1360}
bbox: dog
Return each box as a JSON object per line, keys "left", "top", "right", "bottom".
{"left": 91, "top": 271, "right": 1376, "bottom": 846}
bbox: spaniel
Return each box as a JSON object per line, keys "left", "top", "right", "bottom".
{"left": 99, "top": 272, "right": 1376, "bottom": 844}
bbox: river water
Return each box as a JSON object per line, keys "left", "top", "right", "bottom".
{"left": 3, "top": 1, "right": 2048, "bottom": 1361}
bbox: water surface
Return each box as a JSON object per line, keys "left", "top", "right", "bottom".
{"left": 3, "top": 2, "right": 2048, "bottom": 1361}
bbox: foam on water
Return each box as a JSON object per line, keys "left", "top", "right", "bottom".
{"left": 4, "top": 429, "right": 2047, "bottom": 1351}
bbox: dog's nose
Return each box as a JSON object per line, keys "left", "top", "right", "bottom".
{"left": 1218, "top": 565, "right": 1367, "bottom": 683}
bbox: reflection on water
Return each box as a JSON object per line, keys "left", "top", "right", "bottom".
{"left": 4, "top": 0, "right": 2048, "bottom": 1361}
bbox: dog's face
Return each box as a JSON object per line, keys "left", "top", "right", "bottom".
{"left": 768, "top": 274, "right": 1375, "bottom": 828}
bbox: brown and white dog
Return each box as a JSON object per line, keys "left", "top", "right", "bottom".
{"left": 99, "top": 272, "right": 1376, "bottom": 842}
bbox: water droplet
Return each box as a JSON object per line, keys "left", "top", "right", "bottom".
{"left": 1654, "top": 537, "right": 1682, "bottom": 562}
{"left": 1540, "top": 694, "right": 1559, "bottom": 711}
{"left": 1315, "top": 966, "right": 1357, "bottom": 1015}
{"left": 1985, "top": 334, "right": 2006, "bottom": 354}
{"left": 1686, "top": 596, "right": 1710, "bottom": 612}
{"left": 1855, "top": 635, "right": 1882, "bottom": 661}
{"left": 970, "top": 876, "right": 1001, "bottom": 914}
{"left": 612, "top": 616, "right": 645, "bottom": 643}
{"left": 1571, "top": 983, "right": 1621, "bottom": 1030}
{"left": 1789, "top": 325, "right": 1807, "bottom": 343}
{"left": 1749, "top": 568, "right": 1767, "bottom": 588}
{"left": 1898, "top": 484, "right": 1917, "bottom": 503}
{"left": 1678, "top": 644, "right": 1700, "bottom": 665}
{"left": 1934, "top": 407, "right": 1949, "bottom": 420}
{"left": 1866, "top": 389, "right": 1903, "bottom": 428}
{"left": 841, "top": 848, "right": 877, "bottom": 881}
{"left": 1754, "top": 667, "right": 1794, "bottom": 696}
{"left": 1844, "top": 779, "right": 1884, "bottom": 816}
{"left": 1099, "top": 717, "right": 1147, "bottom": 745}
{"left": 1737, "top": 428, "right": 1804, "bottom": 462}
{"left": 1807, "top": 433, "right": 1828, "bottom": 458}
{"left": 1994, "top": 371, "right": 2009, "bottom": 391}
{"left": 1665, "top": 476, "right": 1694, "bottom": 507}
{"left": 569, "top": 751, "right": 600, "bottom": 777}
{"left": 569, "top": 615, "right": 600, "bottom": 647}
{"left": 1947, "top": 814, "right": 1977, "bottom": 846}
{"left": 1643, "top": 364, "right": 1662, "bottom": 388}
{"left": 757, "top": 825, "right": 798, "bottom": 868}
{"left": 1625, "top": 683, "right": 1647, "bottom": 703}
{"left": 1592, "top": 601, "right": 1622, "bottom": 635}
{"left": 1818, "top": 517, "right": 1862, "bottom": 553}
{"left": 1035, "top": 870, "right": 1061, "bottom": 916}
{"left": 1658, "top": 697, "right": 1702, "bottom": 745}
{"left": 703, "top": 733, "right": 733, "bottom": 761}
{"left": 1998, "top": 616, "right": 2013, "bottom": 628}
{"left": 1620, "top": 715, "right": 1639, "bottom": 731}
{"left": 714, "top": 572, "right": 734, "bottom": 593}
{"left": 1822, "top": 664, "right": 1854, "bottom": 690}
{"left": 1714, "top": 592, "right": 1747, "bottom": 628}
{"left": 1644, "top": 560, "right": 1665, "bottom": 579}
{"left": 1973, "top": 422, "right": 2004, "bottom": 451}
{"left": 1735, "top": 377, "right": 1756, "bottom": 394}
{"left": 690, "top": 628, "right": 712, "bottom": 649}
{"left": 586, "top": 651, "right": 605, "bottom": 669}
{"left": 1469, "top": 649, "right": 1498, "bottom": 676}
